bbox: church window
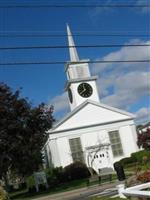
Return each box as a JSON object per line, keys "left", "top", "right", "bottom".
{"left": 108, "top": 130, "right": 123, "bottom": 157}
{"left": 69, "top": 137, "right": 84, "bottom": 163}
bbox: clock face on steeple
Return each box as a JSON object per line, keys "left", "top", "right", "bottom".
{"left": 78, "top": 83, "right": 93, "bottom": 98}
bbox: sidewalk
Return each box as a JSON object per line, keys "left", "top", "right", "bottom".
{"left": 34, "top": 180, "right": 121, "bottom": 200}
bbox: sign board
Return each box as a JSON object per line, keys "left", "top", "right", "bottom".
{"left": 34, "top": 171, "right": 48, "bottom": 192}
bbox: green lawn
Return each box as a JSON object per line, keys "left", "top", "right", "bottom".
{"left": 124, "top": 163, "right": 150, "bottom": 172}
{"left": 10, "top": 179, "right": 88, "bottom": 200}
{"left": 9, "top": 171, "right": 133, "bottom": 200}
{"left": 10, "top": 176, "right": 119, "bottom": 200}
{"left": 90, "top": 197, "right": 129, "bottom": 200}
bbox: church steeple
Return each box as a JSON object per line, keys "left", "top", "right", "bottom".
{"left": 66, "top": 24, "right": 90, "bottom": 81}
{"left": 65, "top": 25, "right": 100, "bottom": 111}
{"left": 67, "top": 24, "right": 79, "bottom": 62}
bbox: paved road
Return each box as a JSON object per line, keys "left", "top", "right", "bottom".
{"left": 34, "top": 181, "right": 121, "bottom": 200}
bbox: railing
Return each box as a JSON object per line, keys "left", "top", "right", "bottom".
{"left": 117, "top": 182, "right": 150, "bottom": 199}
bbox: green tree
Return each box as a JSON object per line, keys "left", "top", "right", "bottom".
{"left": 0, "top": 83, "right": 54, "bottom": 181}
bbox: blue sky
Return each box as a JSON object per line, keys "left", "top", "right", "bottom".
{"left": 0, "top": 0, "right": 150, "bottom": 124}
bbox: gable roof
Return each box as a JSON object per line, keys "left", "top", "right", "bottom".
{"left": 49, "top": 100, "right": 135, "bottom": 133}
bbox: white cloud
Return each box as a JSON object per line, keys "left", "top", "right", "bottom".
{"left": 92, "top": 40, "right": 150, "bottom": 75}
{"left": 91, "top": 40, "right": 150, "bottom": 110}
{"left": 88, "top": 0, "right": 150, "bottom": 18}
{"left": 88, "top": 0, "right": 113, "bottom": 17}
{"left": 135, "top": 107, "right": 150, "bottom": 123}
{"left": 49, "top": 92, "right": 69, "bottom": 114}
{"left": 49, "top": 39, "right": 150, "bottom": 123}
{"left": 101, "top": 71, "right": 150, "bottom": 109}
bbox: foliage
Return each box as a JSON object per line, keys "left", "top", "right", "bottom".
{"left": 64, "top": 161, "right": 90, "bottom": 181}
{"left": 137, "top": 171, "right": 150, "bottom": 183}
{"left": 137, "top": 128, "right": 150, "bottom": 150}
{"left": 131, "top": 150, "right": 150, "bottom": 163}
{"left": 26, "top": 175, "right": 35, "bottom": 192}
{"left": 45, "top": 167, "right": 64, "bottom": 188}
{"left": 0, "top": 186, "right": 8, "bottom": 200}
{"left": 44, "top": 162, "right": 90, "bottom": 188}
{"left": 115, "top": 156, "right": 137, "bottom": 167}
{"left": 114, "top": 150, "right": 150, "bottom": 168}
{"left": 0, "top": 83, "right": 54, "bottom": 179}
{"left": 26, "top": 163, "right": 89, "bottom": 193}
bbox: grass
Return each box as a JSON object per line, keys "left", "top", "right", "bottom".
{"left": 10, "top": 179, "right": 88, "bottom": 200}
{"left": 124, "top": 162, "right": 150, "bottom": 172}
{"left": 89, "top": 197, "right": 129, "bottom": 200}
{"left": 9, "top": 170, "right": 134, "bottom": 200}
{"left": 10, "top": 175, "right": 119, "bottom": 200}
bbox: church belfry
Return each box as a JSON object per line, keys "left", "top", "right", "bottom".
{"left": 65, "top": 25, "right": 100, "bottom": 111}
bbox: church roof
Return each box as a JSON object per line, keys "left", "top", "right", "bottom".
{"left": 49, "top": 100, "right": 135, "bottom": 133}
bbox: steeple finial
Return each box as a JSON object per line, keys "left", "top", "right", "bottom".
{"left": 67, "top": 24, "right": 79, "bottom": 62}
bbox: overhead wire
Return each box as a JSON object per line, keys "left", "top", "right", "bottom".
{"left": 0, "top": 60, "right": 149, "bottom": 66}
{"left": 0, "top": 1, "right": 149, "bottom": 66}
{"left": 0, "top": 44, "right": 149, "bottom": 50}
{"left": 0, "top": 33, "right": 149, "bottom": 38}
{"left": 0, "top": 4, "right": 149, "bottom": 8}
{"left": 0, "top": 1, "right": 149, "bottom": 68}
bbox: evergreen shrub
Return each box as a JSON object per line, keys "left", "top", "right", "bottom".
{"left": 64, "top": 161, "right": 90, "bottom": 181}
{"left": 45, "top": 162, "right": 90, "bottom": 187}
{"left": 114, "top": 150, "right": 150, "bottom": 168}
{"left": 131, "top": 150, "right": 150, "bottom": 163}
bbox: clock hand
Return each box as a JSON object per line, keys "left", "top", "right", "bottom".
{"left": 83, "top": 83, "right": 86, "bottom": 90}
{"left": 80, "top": 88, "right": 86, "bottom": 95}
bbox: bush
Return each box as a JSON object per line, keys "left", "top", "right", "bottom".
{"left": 45, "top": 167, "right": 65, "bottom": 188}
{"left": 114, "top": 157, "right": 136, "bottom": 168}
{"left": 0, "top": 186, "right": 8, "bottom": 200}
{"left": 26, "top": 175, "right": 36, "bottom": 193}
{"left": 114, "top": 150, "right": 150, "bottom": 168}
{"left": 137, "top": 171, "right": 150, "bottom": 183}
{"left": 45, "top": 163, "right": 90, "bottom": 187}
{"left": 119, "top": 156, "right": 137, "bottom": 166}
{"left": 64, "top": 161, "right": 90, "bottom": 181}
{"left": 131, "top": 150, "right": 150, "bottom": 164}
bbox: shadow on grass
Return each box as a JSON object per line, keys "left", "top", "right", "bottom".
{"left": 10, "top": 179, "right": 87, "bottom": 200}
{"left": 10, "top": 172, "right": 133, "bottom": 200}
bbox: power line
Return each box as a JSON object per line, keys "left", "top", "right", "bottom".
{"left": 0, "top": 60, "right": 149, "bottom": 66}
{"left": 0, "top": 33, "right": 149, "bottom": 38}
{"left": 0, "top": 44, "right": 149, "bottom": 50}
{"left": 37, "top": 0, "right": 150, "bottom": 1}
{"left": 2, "top": 0, "right": 148, "bottom": 2}
{"left": 0, "top": 4, "right": 149, "bottom": 8}
{"left": 1, "top": 30, "right": 149, "bottom": 34}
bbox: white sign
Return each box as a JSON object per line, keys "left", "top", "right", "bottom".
{"left": 34, "top": 171, "right": 48, "bottom": 192}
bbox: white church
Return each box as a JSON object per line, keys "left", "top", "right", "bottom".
{"left": 44, "top": 25, "right": 139, "bottom": 174}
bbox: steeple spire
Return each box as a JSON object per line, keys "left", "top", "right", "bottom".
{"left": 67, "top": 24, "right": 79, "bottom": 62}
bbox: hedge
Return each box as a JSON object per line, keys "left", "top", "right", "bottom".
{"left": 114, "top": 150, "right": 150, "bottom": 167}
